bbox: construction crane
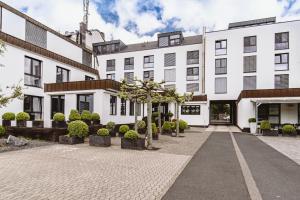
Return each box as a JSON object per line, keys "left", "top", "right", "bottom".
{"left": 83, "top": 0, "right": 89, "bottom": 29}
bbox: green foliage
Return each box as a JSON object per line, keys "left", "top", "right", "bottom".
{"left": 97, "top": 128, "right": 110, "bottom": 136}
{"left": 171, "top": 122, "right": 176, "bottom": 130}
{"left": 137, "top": 120, "right": 146, "bottom": 129}
{"left": 167, "top": 111, "right": 174, "bottom": 117}
{"left": 0, "top": 83, "right": 23, "bottom": 108}
{"left": 67, "top": 120, "right": 88, "bottom": 138}
{"left": 248, "top": 118, "right": 256, "bottom": 123}
{"left": 91, "top": 113, "right": 100, "bottom": 121}
{"left": 282, "top": 125, "right": 296, "bottom": 135}
{"left": 16, "top": 112, "right": 30, "bottom": 121}
{"left": 81, "top": 110, "right": 92, "bottom": 121}
{"left": 119, "top": 125, "right": 130, "bottom": 134}
{"left": 106, "top": 121, "right": 115, "bottom": 130}
{"left": 152, "top": 123, "right": 158, "bottom": 135}
{"left": 53, "top": 113, "right": 65, "bottom": 122}
{"left": 2, "top": 112, "right": 15, "bottom": 120}
{"left": 124, "top": 130, "right": 139, "bottom": 140}
{"left": 260, "top": 120, "right": 271, "bottom": 130}
{"left": 68, "top": 109, "right": 81, "bottom": 121}
{"left": 0, "top": 126, "right": 5, "bottom": 136}
{"left": 162, "top": 121, "right": 172, "bottom": 131}
{"left": 179, "top": 120, "right": 188, "bottom": 130}
{"left": 152, "top": 112, "right": 159, "bottom": 118}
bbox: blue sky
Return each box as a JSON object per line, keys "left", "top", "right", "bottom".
{"left": 3, "top": 0, "right": 300, "bottom": 43}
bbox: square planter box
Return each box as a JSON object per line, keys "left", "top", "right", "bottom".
{"left": 118, "top": 132, "right": 125, "bottom": 137}
{"left": 59, "top": 135, "right": 84, "bottom": 145}
{"left": 2, "top": 120, "right": 11, "bottom": 127}
{"left": 282, "top": 132, "right": 297, "bottom": 137}
{"left": 262, "top": 130, "right": 278, "bottom": 136}
{"left": 121, "top": 138, "right": 145, "bottom": 150}
{"left": 162, "top": 130, "right": 172, "bottom": 135}
{"left": 52, "top": 121, "right": 67, "bottom": 128}
{"left": 89, "top": 135, "right": 111, "bottom": 147}
{"left": 92, "top": 120, "right": 100, "bottom": 125}
{"left": 33, "top": 121, "right": 44, "bottom": 128}
{"left": 16, "top": 120, "right": 27, "bottom": 127}
{"left": 109, "top": 130, "right": 117, "bottom": 137}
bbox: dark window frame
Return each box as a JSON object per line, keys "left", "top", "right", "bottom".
{"left": 120, "top": 98, "right": 127, "bottom": 116}
{"left": 187, "top": 50, "right": 199, "bottom": 65}
{"left": 215, "top": 39, "right": 227, "bottom": 56}
{"left": 124, "top": 57, "right": 134, "bottom": 70}
{"left": 85, "top": 75, "right": 94, "bottom": 80}
{"left": 56, "top": 66, "right": 70, "bottom": 83}
{"left": 24, "top": 56, "right": 42, "bottom": 88}
{"left": 275, "top": 32, "right": 289, "bottom": 50}
{"left": 51, "top": 95, "right": 65, "bottom": 118}
{"left": 258, "top": 104, "right": 281, "bottom": 125}
{"left": 186, "top": 67, "right": 199, "bottom": 81}
{"left": 143, "top": 55, "right": 154, "bottom": 68}
{"left": 106, "top": 73, "right": 115, "bottom": 80}
{"left": 243, "top": 55, "right": 257, "bottom": 73}
{"left": 275, "top": 53, "right": 289, "bottom": 71}
{"left": 106, "top": 59, "right": 116, "bottom": 71}
{"left": 110, "top": 96, "right": 117, "bottom": 115}
{"left": 77, "top": 94, "right": 94, "bottom": 113}
{"left": 181, "top": 105, "right": 201, "bottom": 115}
{"left": 215, "top": 58, "right": 227, "bottom": 75}
{"left": 244, "top": 36, "right": 257, "bottom": 53}
{"left": 143, "top": 70, "right": 154, "bottom": 81}
{"left": 124, "top": 72, "right": 134, "bottom": 83}
{"left": 24, "top": 95, "right": 43, "bottom": 120}
{"left": 164, "top": 53, "right": 176, "bottom": 67}
{"left": 275, "top": 74, "right": 289, "bottom": 89}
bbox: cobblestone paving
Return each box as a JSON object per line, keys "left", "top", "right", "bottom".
{"left": 258, "top": 136, "right": 300, "bottom": 165}
{"left": 0, "top": 128, "right": 210, "bottom": 200}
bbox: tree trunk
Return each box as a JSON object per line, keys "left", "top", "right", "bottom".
{"left": 134, "top": 100, "right": 138, "bottom": 132}
{"left": 176, "top": 102, "right": 180, "bottom": 137}
{"left": 158, "top": 102, "right": 162, "bottom": 134}
{"left": 147, "top": 94, "right": 153, "bottom": 149}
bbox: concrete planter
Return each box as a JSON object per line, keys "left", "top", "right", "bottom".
{"left": 262, "top": 129, "right": 278, "bottom": 136}
{"left": 249, "top": 122, "right": 257, "bottom": 134}
{"left": 33, "top": 121, "right": 44, "bottom": 128}
{"left": 121, "top": 138, "right": 145, "bottom": 150}
{"left": 282, "top": 132, "right": 297, "bottom": 137}
{"left": 109, "top": 129, "right": 117, "bottom": 137}
{"left": 59, "top": 135, "right": 84, "bottom": 145}
{"left": 16, "top": 120, "right": 26, "bottom": 127}
{"left": 89, "top": 135, "right": 111, "bottom": 147}
{"left": 2, "top": 120, "right": 11, "bottom": 127}
{"left": 52, "top": 121, "right": 67, "bottom": 128}
{"left": 179, "top": 129, "right": 185, "bottom": 133}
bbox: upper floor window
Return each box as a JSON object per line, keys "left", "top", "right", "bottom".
{"left": 77, "top": 94, "right": 93, "bottom": 113}
{"left": 124, "top": 72, "right": 134, "bottom": 83}
{"left": 244, "top": 56, "right": 257, "bottom": 73}
{"left": 144, "top": 55, "right": 154, "bottom": 68}
{"left": 24, "top": 56, "right": 42, "bottom": 88}
{"left": 124, "top": 57, "right": 134, "bottom": 70}
{"left": 164, "top": 53, "right": 176, "bottom": 67}
{"left": 275, "top": 53, "right": 289, "bottom": 71}
{"left": 164, "top": 84, "right": 176, "bottom": 90}
{"left": 275, "top": 32, "right": 289, "bottom": 50}
{"left": 24, "top": 95, "right": 43, "bottom": 120}
{"left": 275, "top": 74, "right": 289, "bottom": 89}
{"left": 106, "top": 73, "right": 115, "bottom": 80}
{"left": 215, "top": 58, "right": 227, "bottom": 75}
{"left": 106, "top": 59, "right": 115, "bottom": 71}
{"left": 170, "top": 34, "right": 181, "bottom": 46}
{"left": 110, "top": 96, "right": 117, "bottom": 115}
{"left": 85, "top": 76, "right": 94, "bottom": 81}
{"left": 144, "top": 70, "right": 154, "bottom": 81}
{"left": 186, "top": 67, "right": 199, "bottom": 81}
{"left": 187, "top": 51, "right": 199, "bottom": 65}
{"left": 25, "top": 21, "right": 47, "bottom": 48}
{"left": 164, "top": 69, "right": 176, "bottom": 82}
{"left": 120, "top": 98, "right": 126, "bottom": 116}
{"left": 244, "top": 36, "right": 257, "bottom": 53}
{"left": 215, "top": 77, "right": 227, "bottom": 94}
{"left": 56, "top": 67, "right": 69, "bottom": 83}
{"left": 215, "top": 40, "right": 227, "bottom": 55}
{"left": 187, "top": 83, "right": 200, "bottom": 92}
{"left": 158, "top": 33, "right": 182, "bottom": 47}
{"left": 243, "top": 76, "right": 256, "bottom": 90}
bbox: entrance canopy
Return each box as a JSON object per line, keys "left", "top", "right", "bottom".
{"left": 250, "top": 97, "right": 300, "bottom": 104}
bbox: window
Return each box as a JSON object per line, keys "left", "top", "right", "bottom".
{"left": 24, "top": 95, "right": 43, "bottom": 120}
{"left": 124, "top": 72, "right": 134, "bottom": 83}
{"left": 164, "top": 84, "right": 176, "bottom": 90}
{"left": 164, "top": 53, "right": 176, "bottom": 67}
{"left": 275, "top": 74, "right": 289, "bottom": 89}
{"left": 170, "top": 34, "right": 181, "bottom": 46}
{"left": 187, "top": 83, "right": 199, "bottom": 92}
{"left": 144, "top": 55, "right": 154, "bottom": 68}
{"left": 258, "top": 104, "right": 280, "bottom": 124}
{"left": 85, "top": 76, "right": 94, "bottom": 80}
{"left": 82, "top": 50, "right": 92, "bottom": 67}
{"left": 121, "top": 98, "right": 126, "bottom": 116}
{"left": 110, "top": 96, "right": 117, "bottom": 115}
{"left": 24, "top": 56, "right": 42, "bottom": 87}
{"left": 187, "top": 67, "right": 199, "bottom": 81}
{"left": 215, "top": 77, "right": 227, "bottom": 94}
{"left": 56, "top": 67, "right": 69, "bottom": 83}
{"left": 25, "top": 21, "right": 47, "bottom": 48}
{"left": 164, "top": 69, "right": 176, "bottom": 82}
{"left": 129, "top": 101, "right": 135, "bottom": 116}
{"left": 106, "top": 59, "right": 115, "bottom": 71}
{"left": 144, "top": 70, "right": 154, "bottom": 81}
{"left": 158, "top": 34, "right": 182, "bottom": 47}
{"left": 77, "top": 94, "right": 93, "bottom": 113}
{"left": 275, "top": 32, "right": 289, "bottom": 50}
{"left": 215, "top": 58, "right": 227, "bottom": 75}
{"left": 215, "top": 40, "right": 227, "bottom": 55}
{"left": 187, "top": 51, "right": 199, "bottom": 65}
{"left": 244, "top": 36, "right": 257, "bottom": 53}
{"left": 51, "top": 95, "right": 64, "bottom": 118}
{"left": 244, "top": 56, "right": 257, "bottom": 73}
{"left": 158, "top": 36, "right": 169, "bottom": 47}
{"left": 124, "top": 57, "right": 134, "bottom": 70}
{"left": 243, "top": 76, "right": 256, "bottom": 90}
{"left": 275, "top": 53, "right": 289, "bottom": 71}
{"left": 106, "top": 73, "right": 115, "bottom": 80}
{"left": 181, "top": 105, "right": 201, "bottom": 115}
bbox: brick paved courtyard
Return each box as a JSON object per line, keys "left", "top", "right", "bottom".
{"left": 0, "top": 128, "right": 210, "bottom": 200}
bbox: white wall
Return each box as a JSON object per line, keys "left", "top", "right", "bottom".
{"left": 281, "top": 103, "right": 298, "bottom": 124}
{"left": 237, "top": 99, "right": 256, "bottom": 129}
{"left": 1, "top": 8, "right": 25, "bottom": 40}
{"left": 179, "top": 102, "right": 209, "bottom": 126}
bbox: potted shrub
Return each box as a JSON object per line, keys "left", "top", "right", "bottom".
{"left": 167, "top": 111, "right": 174, "bottom": 121}
{"left": 2, "top": 112, "right": 15, "bottom": 127}
{"left": 119, "top": 125, "right": 129, "bottom": 137}
{"left": 137, "top": 120, "right": 146, "bottom": 134}
{"left": 33, "top": 119, "right": 44, "bottom": 128}
{"left": 121, "top": 130, "right": 145, "bottom": 150}
{"left": 0, "top": 126, "right": 5, "bottom": 138}
{"left": 152, "top": 123, "right": 159, "bottom": 140}
{"left": 59, "top": 120, "right": 88, "bottom": 145}
{"left": 248, "top": 118, "right": 257, "bottom": 134}
{"left": 16, "top": 112, "right": 30, "bottom": 127}
{"left": 68, "top": 109, "right": 81, "bottom": 122}
{"left": 52, "top": 113, "right": 67, "bottom": 128}
{"left": 106, "top": 121, "right": 116, "bottom": 137}
{"left": 162, "top": 121, "right": 172, "bottom": 135}
{"left": 282, "top": 124, "right": 297, "bottom": 137}
{"left": 89, "top": 128, "right": 111, "bottom": 147}
{"left": 91, "top": 113, "right": 101, "bottom": 125}
{"left": 179, "top": 120, "right": 188, "bottom": 133}
{"left": 260, "top": 120, "right": 277, "bottom": 136}
{"left": 81, "top": 110, "right": 92, "bottom": 126}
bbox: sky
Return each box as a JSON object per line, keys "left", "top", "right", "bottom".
{"left": 3, "top": 0, "right": 300, "bottom": 44}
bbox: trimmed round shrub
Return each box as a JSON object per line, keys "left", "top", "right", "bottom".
{"left": 260, "top": 120, "right": 271, "bottom": 130}
{"left": 124, "top": 130, "right": 139, "bottom": 140}
{"left": 0, "top": 126, "right": 5, "bottom": 137}
{"left": 53, "top": 113, "right": 65, "bottom": 122}
{"left": 106, "top": 121, "right": 115, "bottom": 130}
{"left": 162, "top": 121, "right": 172, "bottom": 131}
{"left": 91, "top": 113, "right": 100, "bottom": 121}
{"left": 97, "top": 128, "right": 110, "bottom": 136}
{"left": 16, "top": 112, "right": 30, "bottom": 121}
{"left": 2, "top": 112, "right": 15, "bottom": 121}
{"left": 152, "top": 112, "right": 159, "bottom": 118}
{"left": 248, "top": 118, "right": 256, "bottom": 123}
{"left": 171, "top": 122, "right": 176, "bottom": 130}
{"left": 282, "top": 125, "right": 296, "bottom": 135}
{"left": 67, "top": 120, "right": 88, "bottom": 138}
{"left": 179, "top": 120, "right": 188, "bottom": 130}
{"left": 167, "top": 111, "right": 174, "bottom": 118}
{"left": 81, "top": 110, "right": 92, "bottom": 121}
{"left": 137, "top": 120, "right": 146, "bottom": 129}
{"left": 119, "top": 125, "right": 130, "bottom": 134}
{"left": 69, "top": 109, "right": 81, "bottom": 121}
{"left": 152, "top": 123, "right": 158, "bottom": 135}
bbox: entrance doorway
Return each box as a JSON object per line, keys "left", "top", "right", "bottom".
{"left": 210, "top": 101, "right": 236, "bottom": 125}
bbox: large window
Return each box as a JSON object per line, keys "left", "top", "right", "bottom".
{"left": 258, "top": 104, "right": 280, "bottom": 124}
{"left": 144, "top": 55, "right": 154, "bottom": 68}
{"left": 24, "top": 56, "right": 42, "bottom": 87}
{"left": 106, "top": 59, "right": 115, "bottom": 71}
{"left": 244, "top": 36, "right": 257, "bottom": 53}
{"left": 120, "top": 98, "right": 126, "bottom": 116}
{"left": 215, "top": 77, "right": 227, "bottom": 94}
{"left": 215, "top": 40, "right": 227, "bottom": 55}
{"left": 106, "top": 73, "right": 115, "bottom": 80}
{"left": 181, "top": 105, "right": 200, "bottom": 115}
{"left": 187, "top": 51, "right": 199, "bottom": 65}
{"left": 244, "top": 56, "right": 257, "bottom": 73}
{"left": 110, "top": 96, "right": 117, "bottom": 115}
{"left": 56, "top": 67, "right": 69, "bottom": 83}
{"left": 158, "top": 34, "right": 182, "bottom": 47}
{"left": 215, "top": 58, "right": 227, "bottom": 75}
{"left": 187, "top": 67, "right": 199, "bottom": 81}
{"left": 77, "top": 94, "right": 93, "bottom": 113}
{"left": 24, "top": 95, "right": 43, "bottom": 120}
{"left": 164, "top": 53, "right": 176, "bottom": 67}
{"left": 164, "top": 69, "right": 176, "bottom": 82}
{"left": 243, "top": 76, "right": 256, "bottom": 90}
{"left": 275, "top": 74, "right": 289, "bottom": 89}
{"left": 144, "top": 70, "right": 154, "bottom": 81}
{"left": 51, "top": 95, "right": 65, "bottom": 118}
{"left": 129, "top": 101, "right": 141, "bottom": 116}
{"left": 124, "top": 57, "right": 134, "bottom": 70}
{"left": 187, "top": 83, "right": 199, "bottom": 92}
{"left": 275, "top": 53, "right": 289, "bottom": 71}
{"left": 124, "top": 72, "right": 134, "bottom": 83}
{"left": 275, "top": 32, "right": 289, "bottom": 50}
{"left": 85, "top": 75, "right": 94, "bottom": 81}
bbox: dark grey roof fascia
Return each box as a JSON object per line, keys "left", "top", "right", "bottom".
{"left": 229, "top": 17, "right": 276, "bottom": 29}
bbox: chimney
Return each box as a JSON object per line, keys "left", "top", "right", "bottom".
{"left": 80, "top": 22, "right": 87, "bottom": 47}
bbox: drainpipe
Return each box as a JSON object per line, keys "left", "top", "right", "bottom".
{"left": 202, "top": 26, "right": 206, "bottom": 94}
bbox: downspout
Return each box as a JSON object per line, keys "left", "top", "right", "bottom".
{"left": 202, "top": 26, "right": 206, "bottom": 94}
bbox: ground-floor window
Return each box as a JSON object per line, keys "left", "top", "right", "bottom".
{"left": 24, "top": 95, "right": 43, "bottom": 120}
{"left": 77, "top": 94, "right": 93, "bottom": 113}
{"left": 51, "top": 95, "right": 65, "bottom": 118}
{"left": 110, "top": 96, "right": 117, "bottom": 115}
{"left": 181, "top": 105, "right": 201, "bottom": 115}
{"left": 129, "top": 101, "right": 141, "bottom": 116}
{"left": 258, "top": 104, "right": 280, "bottom": 124}
{"left": 121, "top": 98, "right": 126, "bottom": 116}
